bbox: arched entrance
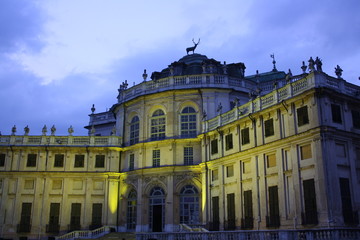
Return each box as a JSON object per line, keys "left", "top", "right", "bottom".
{"left": 149, "top": 186, "right": 165, "bottom": 232}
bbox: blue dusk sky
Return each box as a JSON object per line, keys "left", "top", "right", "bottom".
{"left": 1, "top": 0, "right": 359, "bottom": 136}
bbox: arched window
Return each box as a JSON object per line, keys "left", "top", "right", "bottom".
{"left": 127, "top": 190, "right": 137, "bottom": 230}
{"left": 180, "top": 185, "right": 199, "bottom": 224}
{"left": 181, "top": 107, "right": 197, "bottom": 138}
{"left": 149, "top": 187, "right": 165, "bottom": 232}
{"left": 151, "top": 110, "right": 165, "bottom": 140}
{"left": 130, "top": 116, "right": 139, "bottom": 145}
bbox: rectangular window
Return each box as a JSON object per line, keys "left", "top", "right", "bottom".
{"left": 0, "top": 153, "right": 5, "bottom": 167}
{"left": 241, "top": 128, "right": 250, "bottom": 145}
{"left": 225, "top": 134, "right": 233, "bottom": 150}
{"left": 297, "top": 106, "right": 309, "bottom": 126}
{"left": 91, "top": 203, "right": 102, "bottom": 228}
{"left": 302, "top": 179, "right": 318, "bottom": 225}
{"left": 74, "top": 154, "right": 85, "bottom": 168}
{"left": 300, "top": 144, "right": 312, "bottom": 160}
{"left": 242, "top": 190, "right": 253, "bottom": 229}
{"left": 351, "top": 110, "right": 360, "bottom": 129}
{"left": 267, "top": 186, "right": 280, "bottom": 227}
{"left": 95, "top": 155, "right": 105, "bottom": 168}
{"left": 339, "top": 178, "right": 356, "bottom": 225}
{"left": 19, "top": 203, "right": 32, "bottom": 233}
{"left": 211, "top": 139, "right": 218, "bottom": 155}
{"left": 27, "top": 154, "right": 37, "bottom": 167}
{"left": 48, "top": 203, "right": 60, "bottom": 233}
{"left": 212, "top": 196, "right": 220, "bottom": 231}
{"left": 70, "top": 203, "right": 81, "bottom": 230}
{"left": 54, "top": 154, "right": 64, "bottom": 167}
{"left": 266, "top": 154, "right": 276, "bottom": 168}
{"left": 264, "top": 119, "right": 274, "bottom": 137}
{"left": 226, "top": 193, "right": 236, "bottom": 230}
{"left": 129, "top": 154, "right": 135, "bottom": 170}
{"left": 184, "top": 147, "right": 193, "bottom": 165}
{"left": 331, "top": 104, "right": 342, "bottom": 123}
{"left": 152, "top": 149, "right": 160, "bottom": 167}
{"left": 212, "top": 169, "right": 218, "bottom": 181}
{"left": 226, "top": 165, "right": 234, "bottom": 177}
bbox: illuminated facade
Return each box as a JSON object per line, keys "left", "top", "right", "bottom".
{"left": 0, "top": 53, "right": 360, "bottom": 239}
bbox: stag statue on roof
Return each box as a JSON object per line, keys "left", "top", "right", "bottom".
{"left": 186, "top": 38, "right": 200, "bottom": 55}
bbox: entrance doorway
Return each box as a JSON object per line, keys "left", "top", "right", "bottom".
{"left": 149, "top": 187, "right": 165, "bottom": 232}
{"left": 152, "top": 205, "right": 163, "bottom": 232}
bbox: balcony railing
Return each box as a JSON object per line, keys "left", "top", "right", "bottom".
{"left": 0, "top": 135, "right": 122, "bottom": 147}
{"left": 56, "top": 226, "right": 112, "bottom": 240}
{"left": 203, "top": 72, "right": 360, "bottom": 132}
{"left": 117, "top": 74, "right": 254, "bottom": 104}
{"left": 136, "top": 228, "right": 360, "bottom": 240}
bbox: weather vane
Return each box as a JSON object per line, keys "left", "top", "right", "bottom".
{"left": 186, "top": 38, "right": 200, "bottom": 55}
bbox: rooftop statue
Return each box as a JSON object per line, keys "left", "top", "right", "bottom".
{"left": 308, "top": 57, "right": 315, "bottom": 72}
{"left": 186, "top": 38, "right": 200, "bottom": 55}
{"left": 24, "top": 125, "right": 30, "bottom": 136}
{"left": 315, "top": 57, "right": 323, "bottom": 72}
{"left": 51, "top": 125, "right": 56, "bottom": 136}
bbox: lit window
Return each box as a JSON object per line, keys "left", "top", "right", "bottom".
{"left": 241, "top": 128, "right": 250, "bottom": 145}
{"left": 226, "top": 165, "right": 234, "bottom": 177}
{"left": 266, "top": 154, "right": 276, "bottom": 168}
{"left": 264, "top": 119, "right": 274, "bottom": 137}
{"left": 130, "top": 116, "right": 140, "bottom": 145}
{"left": 151, "top": 110, "right": 166, "bottom": 140}
{"left": 152, "top": 149, "right": 160, "bottom": 167}
{"left": 74, "top": 154, "right": 85, "bottom": 168}
{"left": 129, "top": 154, "right": 135, "bottom": 170}
{"left": 331, "top": 104, "right": 342, "bottom": 123}
{"left": 211, "top": 139, "right": 218, "bottom": 155}
{"left": 54, "top": 154, "right": 64, "bottom": 167}
{"left": 300, "top": 144, "right": 312, "bottom": 160}
{"left": 95, "top": 155, "right": 105, "bottom": 168}
{"left": 297, "top": 106, "right": 309, "bottom": 126}
{"left": 180, "top": 107, "right": 197, "bottom": 138}
{"left": 27, "top": 154, "right": 37, "bottom": 167}
{"left": 184, "top": 147, "right": 193, "bottom": 165}
{"left": 225, "top": 134, "right": 233, "bottom": 150}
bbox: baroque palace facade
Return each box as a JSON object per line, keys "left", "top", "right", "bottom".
{"left": 0, "top": 52, "right": 360, "bottom": 239}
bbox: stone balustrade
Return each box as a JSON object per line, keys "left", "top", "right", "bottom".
{"left": 203, "top": 72, "right": 360, "bottom": 132}
{"left": 117, "top": 74, "right": 256, "bottom": 104}
{"left": 0, "top": 135, "right": 122, "bottom": 147}
{"left": 136, "top": 228, "right": 360, "bottom": 240}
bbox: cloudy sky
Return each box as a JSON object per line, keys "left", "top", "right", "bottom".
{"left": 1, "top": 0, "right": 359, "bottom": 136}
